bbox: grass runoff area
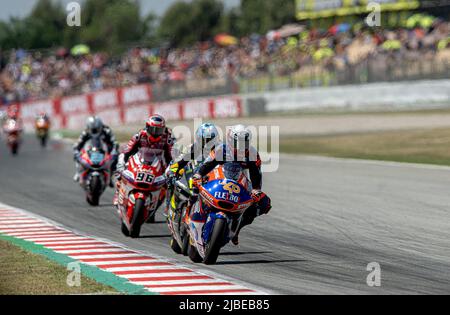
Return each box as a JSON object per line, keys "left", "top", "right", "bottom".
{"left": 0, "top": 238, "right": 117, "bottom": 295}
{"left": 281, "top": 127, "right": 450, "bottom": 166}
{"left": 58, "top": 108, "right": 450, "bottom": 167}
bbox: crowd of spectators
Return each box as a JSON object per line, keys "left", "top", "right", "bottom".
{"left": 1, "top": 14, "right": 449, "bottom": 105}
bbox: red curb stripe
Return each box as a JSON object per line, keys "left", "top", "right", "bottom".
{"left": 162, "top": 289, "right": 254, "bottom": 295}
{"left": 39, "top": 241, "right": 106, "bottom": 247}
{"left": 50, "top": 246, "right": 118, "bottom": 251}
{"left": 0, "top": 218, "right": 37, "bottom": 222}
{"left": 129, "top": 275, "right": 211, "bottom": 282}
{"left": 79, "top": 256, "right": 156, "bottom": 263}
{"left": 34, "top": 238, "right": 94, "bottom": 244}
{"left": 68, "top": 251, "right": 134, "bottom": 257}
{"left": 7, "top": 230, "right": 68, "bottom": 237}
{"left": 0, "top": 221, "right": 44, "bottom": 226}
{"left": 114, "top": 268, "right": 191, "bottom": 275}
{"left": 96, "top": 262, "right": 170, "bottom": 269}
{"left": 0, "top": 226, "right": 53, "bottom": 231}
{"left": 145, "top": 282, "right": 232, "bottom": 289}
{"left": 22, "top": 233, "right": 76, "bottom": 240}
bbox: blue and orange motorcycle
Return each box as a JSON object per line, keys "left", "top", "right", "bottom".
{"left": 184, "top": 162, "right": 255, "bottom": 265}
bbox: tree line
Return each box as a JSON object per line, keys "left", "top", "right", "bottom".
{"left": 0, "top": 0, "right": 296, "bottom": 54}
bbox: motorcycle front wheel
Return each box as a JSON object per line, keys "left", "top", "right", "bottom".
{"left": 87, "top": 176, "right": 102, "bottom": 206}
{"left": 188, "top": 239, "right": 203, "bottom": 263}
{"left": 203, "top": 218, "right": 227, "bottom": 265}
{"left": 130, "top": 198, "right": 145, "bottom": 238}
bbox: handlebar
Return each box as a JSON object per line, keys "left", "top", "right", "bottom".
{"left": 174, "top": 180, "right": 192, "bottom": 198}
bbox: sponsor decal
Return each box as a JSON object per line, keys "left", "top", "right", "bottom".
{"left": 214, "top": 191, "right": 239, "bottom": 203}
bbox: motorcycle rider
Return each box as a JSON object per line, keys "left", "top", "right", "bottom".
{"left": 191, "top": 125, "right": 272, "bottom": 245}
{"left": 113, "top": 115, "right": 175, "bottom": 207}
{"left": 73, "top": 116, "right": 119, "bottom": 187}
{"left": 2, "top": 105, "right": 23, "bottom": 134}
{"left": 35, "top": 112, "right": 51, "bottom": 128}
{"left": 165, "top": 123, "right": 221, "bottom": 214}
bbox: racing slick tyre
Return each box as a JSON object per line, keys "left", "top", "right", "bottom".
{"left": 188, "top": 240, "right": 203, "bottom": 263}
{"left": 203, "top": 218, "right": 227, "bottom": 265}
{"left": 130, "top": 199, "right": 145, "bottom": 238}
{"left": 170, "top": 237, "right": 182, "bottom": 254}
{"left": 88, "top": 176, "right": 102, "bottom": 206}
{"left": 40, "top": 136, "right": 47, "bottom": 148}
{"left": 11, "top": 143, "right": 18, "bottom": 155}
{"left": 121, "top": 221, "right": 130, "bottom": 237}
{"left": 181, "top": 224, "right": 190, "bottom": 256}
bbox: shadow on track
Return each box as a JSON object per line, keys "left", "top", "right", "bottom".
{"left": 139, "top": 234, "right": 172, "bottom": 239}
{"left": 215, "top": 259, "right": 305, "bottom": 266}
{"left": 220, "top": 251, "right": 272, "bottom": 256}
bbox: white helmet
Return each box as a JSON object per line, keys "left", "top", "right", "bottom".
{"left": 227, "top": 125, "right": 252, "bottom": 152}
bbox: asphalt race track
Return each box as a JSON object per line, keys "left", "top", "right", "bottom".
{"left": 1, "top": 136, "right": 449, "bottom": 294}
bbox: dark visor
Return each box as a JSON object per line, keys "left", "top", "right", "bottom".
{"left": 146, "top": 126, "right": 164, "bottom": 137}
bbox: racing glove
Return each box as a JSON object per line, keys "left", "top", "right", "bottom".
{"left": 192, "top": 174, "right": 202, "bottom": 188}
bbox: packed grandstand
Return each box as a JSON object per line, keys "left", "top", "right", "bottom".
{"left": 1, "top": 12, "right": 449, "bottom": 105}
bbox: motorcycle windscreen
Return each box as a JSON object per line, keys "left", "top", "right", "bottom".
{"left": 223, "top": 162, "right": 243, "bottom": 181}
{"left": 90, "top": 152, "right": 105, "bottom": 165}
{"left": 138, "top": 149, "right": 164, "bottom": 166}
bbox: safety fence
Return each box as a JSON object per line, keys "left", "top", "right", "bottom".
{"left": 17, "top": 84, "right": 242, "bottom": 131}
{"left": 238, "top": 56, "right": 450, "bottom": 93}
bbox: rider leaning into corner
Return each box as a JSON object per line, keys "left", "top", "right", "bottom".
{"left": 165, "top": 123, "right": 221, "bottom": 213}
{"left": 113, "top": 115, "right": 175, "bottom": 207}
{"left": 191, "top": 124, "right": 272, "bottom": 245}
{"left": 73, "top": 116, "right": 119, "bottom": 186}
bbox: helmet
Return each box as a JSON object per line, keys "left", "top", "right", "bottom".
{"left": 145, "top": 115, "right": 166, "bottom": 141}
{"left": 226, "top": 125, "right": 252, "bottom": 152}
{"left": 37, "top": 112, "right": 48, "bottom": 119}
{"left": 86, "top": 116, "right": 104, "bottom": 136}
{"left": 195, "top": 123, "right": 220, "bottom": 150}
{"left": 7, "top": 105, "right": 20, "bottom": 119}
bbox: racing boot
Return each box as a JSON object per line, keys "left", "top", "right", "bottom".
{"left": 232, "top": 193, "right": 272, "bottom": 245}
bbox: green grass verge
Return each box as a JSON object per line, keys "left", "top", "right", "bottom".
{"left": 280, "top": 127, "right": 450, "bottom": 166}
{"left": 0, "top": 234, "right": 154, "bottom": 295}
{"left": 0, "top": 238, "right": 116, "bottom": 295}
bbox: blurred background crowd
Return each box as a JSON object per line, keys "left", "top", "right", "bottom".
{"left": 0, "top": 0, "right": 449, "bottom": 105}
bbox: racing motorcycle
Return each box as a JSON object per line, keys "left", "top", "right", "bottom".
{"left": 77, "top": 138, "right": 112, "bottom": 206}
{"left": 117, "top": 150, "right": 166, "bottom": 238}
{"left": 186, "top": 162, "right": 255, "bottom": 265}
{"left": 35, "top": 117, "right": 50, "bottom": 148}
{"left": 3, "top": 119, "right": 22, "bottom": 155}
{"left": 167, "top": 160, "right": 198, "bottom": 256}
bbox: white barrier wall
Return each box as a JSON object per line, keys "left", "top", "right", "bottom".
{"left": 242, "top": 80, "right": 450, "bottom": 113}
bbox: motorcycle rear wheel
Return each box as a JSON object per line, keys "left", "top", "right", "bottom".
{"left": 203, "top": 218, "right": 227, "bottom": 265}
{"left": 188, "top": 240, "right": 203, "bottom": 263}
{"left": 181, "top": 224, "right": 190, "bottom": 256}
{"left": 170, "top": 237, "right": 182, "bottom": 254}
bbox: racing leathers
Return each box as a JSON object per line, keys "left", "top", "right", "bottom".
{"left": 165, "top": 142, "right": 216, "bottom": 214}
{"left": 73, "top": 126, "right": 119, "bottom": 185}
{"left": 192, "top": 144, "right": 272, "bottom": 245}
{"left": 113, "top": 128, "right": 175, "bottom": 207}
